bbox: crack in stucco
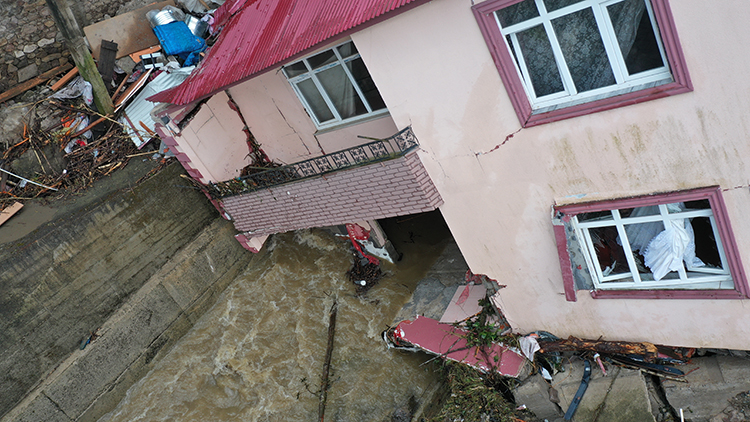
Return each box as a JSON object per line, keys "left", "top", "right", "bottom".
{"left": 474, "top": 127, "right": 523, "bottom": 156}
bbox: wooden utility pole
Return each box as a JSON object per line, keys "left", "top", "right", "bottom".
{"left": 45, "top": 0, "right": 114, "bottom": 115}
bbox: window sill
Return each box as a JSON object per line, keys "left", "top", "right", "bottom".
{"left": 313, "top": 110, "right": 391, "bottom": 136}
{"left": 523, "top": 80, "right": 692, "bottom": 127}
{"left": 590, "top": 289, "right": 749, "bottom": 300}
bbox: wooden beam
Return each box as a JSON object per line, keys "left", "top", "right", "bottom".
{"left": 0, "top": 202, "right": 24, "bottom": 227}
{"left": 0, "top": 63, "right": 73, "bottom": 105}
{"left": 50, "top": 66, "right": 79, "bottom": 91}
{"left": 45, "top": 0, "right": 114, "bottom": 115}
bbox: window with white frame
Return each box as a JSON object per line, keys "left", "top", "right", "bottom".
{"left": 553, "top": 187, "right": 749, "bottom": 300}
{"left": 472, "top": 0, "right": 692, "bottom": 126}
{"left": 282, "top": 41, "right": 387, "bottom": 129}
{"left": 574, "top": 201, "right": 731, "bottom": 290}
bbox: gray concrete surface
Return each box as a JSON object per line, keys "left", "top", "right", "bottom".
{"left": 663, "top": 355, "right": 750, "bottom": 422}
{"left": 515, "top": 359, "right": 655, "bottom": 422}
{"left": 0, "top": 163, "right": 254, "bottom": 421}
{"left": 393, "top": 239, "right": 468, "bottom": 323}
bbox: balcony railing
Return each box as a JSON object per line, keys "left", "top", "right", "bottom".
{"left": 207, "top": 126, "right": 419, "bottom": 199}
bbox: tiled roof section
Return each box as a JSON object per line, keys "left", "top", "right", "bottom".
{"left": 149, "top": 0, "right": 429, "bottom": 105}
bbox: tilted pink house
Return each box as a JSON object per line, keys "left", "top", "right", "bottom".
{"left": 151, "top": 0, "right": 750, "bottom": 349}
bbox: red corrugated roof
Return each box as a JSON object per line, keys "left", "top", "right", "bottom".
{"left": 150, "top": 0, "right": 429, "bottom": 105}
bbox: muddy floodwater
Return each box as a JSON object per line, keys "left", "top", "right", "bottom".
{"left": 100, "top": 222, "right": 451, "bottom": 421}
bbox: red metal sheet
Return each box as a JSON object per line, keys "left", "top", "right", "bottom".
{"left": 149, "top": 0, "right": 429, "bottom": 106}
{"left": 393, "top": 316, "right": 528, "bottom": 378}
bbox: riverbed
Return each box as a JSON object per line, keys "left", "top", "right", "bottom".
{"left": 100, "top": 220, "right": 452, "bottom": 421}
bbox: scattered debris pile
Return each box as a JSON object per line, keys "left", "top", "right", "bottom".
{"left": 343, "top": 223, "right": 384, "bottom": 295}
{"left": 0, "top": 0, "right": 233, "bottom": 216}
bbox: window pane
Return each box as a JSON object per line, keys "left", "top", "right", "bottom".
{"left": 589, "top": 226, "right": 631, "bottom": 276}
{"left": 284, "top": 61, "right": 308, "bottom": 78}
{"left": 608, "top": 0, "right": 665, "bottom": 75}
{"left": 495, "top": 0, "right": 539, "bottom": 27}
{"left": 690, "top": 217, "right": 723, "bottom": 269}
{"left": 337, "top": 41, "right": 358, "bottom": 58}
{"left": 347, "top": 58, "right": 386, "bottom": 111}
{"left": 516, "top": 25, "right": 565, "bottom": 97}
{"left": 682, "top": 199, "right": 710, "bottom": 211}
{"left": 296, "top": 78, "right": 334, "bottom": 123}
{"left": 307, "top": 50, "right": 338, "bottom": 69}
{"left": 577, "top": 210, "right": 613, "bottom": 222}
{"left": 619, "top": 205, "right": 659, "bottom": 218}
{"left": 543, "top": 0, "right": 583, "bottom": 12}
{"left": 316, "top": 65, "right": 367, "bottom": 119}
{"left": 552, "top": 8, "right": 616, "bottom": 92}
{"left": 624, "top": 220, "right": 664, "bottom": 254}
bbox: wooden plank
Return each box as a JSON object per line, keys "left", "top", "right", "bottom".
{"left": 0, "top": 202, "right": 24, "bottom": 227}
{"left": 0, "top": 63, "right": 74, "bottom": 105}
{"left": 114, "top": 67, "right": 152, "bottom": 108}
{"left": 97, "top": 39, "right": 119, "bottom": 85}
{"left": 51, "top": 66, "right": 79, "bottom": 91}
{"left": 83, "top": 0, "right": 174, "bottom": 60}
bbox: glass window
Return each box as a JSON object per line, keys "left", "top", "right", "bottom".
{"left": 553, "top": 187, "right": 749, "bottom": 300}
{"left": 282, "top": 41, "right": 387, "bottom": 128}
{"left": 473, "top": 0, "right": 692, "bottom": 126}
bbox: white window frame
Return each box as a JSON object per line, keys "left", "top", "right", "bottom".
{"left": 572, "top": 204, "right": 733, "bottom": 291}
{"left": 282, "top": 41, "right": 388, "bottom": 130}
{"left": 496, "top": 0, "right": 673, "bottom": 111}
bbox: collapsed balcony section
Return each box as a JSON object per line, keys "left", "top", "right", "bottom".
{"left": 213, "top": 127, "right": 443, "bottom": 238}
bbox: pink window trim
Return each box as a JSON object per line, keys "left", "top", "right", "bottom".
{"left": 554, "top": 186, "right": 750, "bottom": 300}
{"left": 553, "top": 224, "right": 578, "bottom": 302}
{"left": 471, "top": 0, "right": 693, "bottom": 128}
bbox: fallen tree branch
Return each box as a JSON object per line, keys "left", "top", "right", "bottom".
{"left": 319, "top": 300, "right": 338, "bottom": 422}
{"left": 539, "top": 336, "right": 658, "bottom": 361}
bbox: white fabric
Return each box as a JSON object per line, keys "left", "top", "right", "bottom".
{"left": 50, "top": 76, "right": 93, "bottom": 106}
{"left": 643, "top": 218, "right": 705, "bottom": 281}
{"left": 624, "top": 206, "right": 663, "bottom": 252}
{"left": 519, "top": 336, "right": 540, "bottom": 362}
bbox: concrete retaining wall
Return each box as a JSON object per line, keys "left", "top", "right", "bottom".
{"left": 0, "top": 163, "right": 254, "bottom": 421}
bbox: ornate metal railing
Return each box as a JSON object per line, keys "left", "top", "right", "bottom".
{"left": 207, "top": 126, "right": 419, "bottom": 199}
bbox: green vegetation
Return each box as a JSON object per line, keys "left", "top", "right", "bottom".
{"left": 424, "top": 362, "right": 525, "bottom": 422}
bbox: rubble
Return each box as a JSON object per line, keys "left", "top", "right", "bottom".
{"left": 0, "top": 0, "right": 226, "bottom": 212}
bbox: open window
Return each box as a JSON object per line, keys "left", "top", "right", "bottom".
{"left": 553, "top": 187, "right": 749, "bottom": 300}
{"left": 472, "top": 0, "right": 692, "bottom": 127}
{"left": 282, "top": 40, "right": 388, "bottom": 130}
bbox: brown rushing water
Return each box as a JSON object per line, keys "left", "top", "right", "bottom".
{"left": 99, "top": 227, "right": 448, "bottom": 422}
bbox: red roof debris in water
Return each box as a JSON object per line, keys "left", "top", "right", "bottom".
{"left": 149, "top": 0, "right": 431, "bottom": 106}
{"left": 392, "top": 316, "right": 529, "bottom": 378}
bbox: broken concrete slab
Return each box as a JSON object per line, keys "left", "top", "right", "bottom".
{"left": 517, "top": 358, "right": 655, "bottom": 422}
{"left": 513, "top": 372, "right": 564, "bottom": 421}
{"left": 663, "top": 356, "right": 750, "bottom": 422}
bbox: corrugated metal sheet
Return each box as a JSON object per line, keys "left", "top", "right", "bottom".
{"left": 123, "top": 67, "right": 194, "bottom": 148}
{"left": 149, "top": 0, "right": 429, "bottom": 106}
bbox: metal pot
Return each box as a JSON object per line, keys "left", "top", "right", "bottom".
{"left": 147, "top": 9, "right": 178, "bottom": 27}
{"left": 184, "top": 15, "right": 209, "bottom": 39}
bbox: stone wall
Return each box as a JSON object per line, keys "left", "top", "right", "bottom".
{"left": 0, "top": 0, "right": 131, "bottom": 93}
{"left": 0, "top": 163, "right": 253, "bottom": 420}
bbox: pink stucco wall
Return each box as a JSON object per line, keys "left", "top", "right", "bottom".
{"left": 223, "top": 42, "right": 399, "bottom": 166}
{"left": 354, "top": 0, "right": 750, "bottom": 348}
{"left": 172, "top": 91, "right": 253, "bottom": 183}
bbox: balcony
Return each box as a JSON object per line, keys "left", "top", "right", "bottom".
{"left": 207, "top": 126, "right": 421, "bottom": 199}
{"left": 214, "top": 127, "right": 443, "bottom": 237}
